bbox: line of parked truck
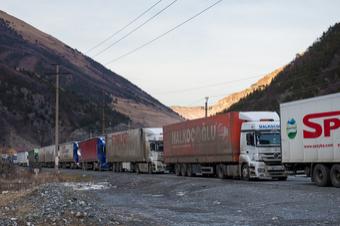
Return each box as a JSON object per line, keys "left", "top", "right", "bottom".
{"left": 14, "top": 93, "right": 340, "bottom": 187}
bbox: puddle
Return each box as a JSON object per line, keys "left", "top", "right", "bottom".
{"left": 176, "top": 191, "right": 186, "bottom": 196}
{"left": 62, "top": 182, "right": 111, "bottom": 191}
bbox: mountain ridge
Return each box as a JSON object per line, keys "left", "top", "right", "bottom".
{"left": 224, "top": 23, "right": 340, "bottom": 113}
{"left": 0, "top": 10, "right": 182, "bottom": 152}
{"left": 171, "top": 67, "right": 283, "bottom": 119}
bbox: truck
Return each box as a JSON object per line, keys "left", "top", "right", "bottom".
{"left": 27, "top": 148, "right": 40, "bottom": 170}
{"left": 15, "top": 151, "right": 28, "bottom": 166}
{"left": 106, "top": 128, "right": 165, "bottom": 173}
{"left": 280, "top": 93, "right": 340, "bottom": 187}
{"left": 163, "top": 112, "right": 287, "bottom": 180}
{"left": 78, "top": 137, "right": 106, "bottom": 170}
{"left": 59, "top": 142, "right": 78, "bottom": 168}
{"left": 39, "top": 145, "right": 56, "bottom": 168}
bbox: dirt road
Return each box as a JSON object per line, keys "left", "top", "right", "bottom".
{"left": 1, "top": 169, "right": 340, "bottom": 225}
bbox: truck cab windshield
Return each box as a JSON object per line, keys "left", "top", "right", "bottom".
{"left": 255, "top": 132, "right": 280, "bottom": 147}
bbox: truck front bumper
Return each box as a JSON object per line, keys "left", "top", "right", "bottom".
{"left": 249, "top": 162, "right": 287, "bottom": 179}
{"left": 153, "top": 161, "right": 166, "bottom": 173}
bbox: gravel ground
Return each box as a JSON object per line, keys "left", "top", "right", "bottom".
{"left": 1, "top": 169, "right": 340, "bottom": 226}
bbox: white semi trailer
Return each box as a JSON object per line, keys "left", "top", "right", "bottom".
{"left": 280, "top": 93, "right": 340, "bottom": 187}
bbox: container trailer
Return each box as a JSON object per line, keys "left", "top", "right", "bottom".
{"left": 78, "top": 137, "right": 106, "bottom": 170}
{"left": 281, "top": 93, "right": 340, "bottom": 187}
{"left": 59, "top": 142, "right": 77, "bottom": 168}
{"left": 163, "top": 112, "right": 287, "bottom": 180}
{"left": 106, "top": 128, "right": 165, "bottom": 173}
{"left": 38, "top": 145, "right": 56, "bottom": 167}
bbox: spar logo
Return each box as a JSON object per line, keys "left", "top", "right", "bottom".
{"left": 287, "top": 118, "right": 297, "bottom": 139}
{"left": 303, "top": 111, "right": 340, "bottom": 138}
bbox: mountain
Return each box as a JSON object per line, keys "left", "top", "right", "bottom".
{"left": 0, "top": 10, "right": 182, "bottom": 151}
{"left": 172, "top": 67, "right": 283, "bottom": 119}
{"left": 224, "top": 23, "right": 340, "bottom": 113}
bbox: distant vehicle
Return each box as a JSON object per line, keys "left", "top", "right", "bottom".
{"left": 78, "top": 137, "right": 106, "bottom": 170}
{"left": 106, "top": 128, "right": 165, "bottom": 173}
{"left": 15, "top": 151, "right": 28, "bottom": 166}
{"left": 38, "top": 145, "right": 55, "bottom": 168}
{"left": 281, "top": 93, "right": 340, "bottom": 187}
{"left": 163, "top": 112, "right": 287, "bottom": 180}
{"left": 59, "top": 142, "right": 78, "bottom": 168}
{"left": 27, "top": 148, "right": 40, "bottom": 170}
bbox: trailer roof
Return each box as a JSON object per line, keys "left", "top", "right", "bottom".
{"left": 239, "top": 112, "right": 279, "bottom": 121}
{"left": 280, "top": 92, "right": 340, "bottom": 107}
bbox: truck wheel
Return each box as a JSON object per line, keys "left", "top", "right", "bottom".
{"left": 313, "top": 164, "right": 331, "bottom": 187}
{"left": 181, "top": 164, "right": 187, "bottom": 176}
{"left": 241, "top": 164, "right": 250, "bottom": 181}
{"left": 216, "top": 164, "right": 225, "bottom": 179}
{"left": 330, "top": 164, "right": 340, "bottom": 188}
{"left": 186, "top": 164, "right": 193, "bottom": 177}
{"left": 136, "top": 164, "right": 140, "bottom": 174}
{"left": 175, "top": 164, "right": 181, "bottom": 176}
{"left": 278, "top": 177, "right": 288, "bottom": 181}
{"left": 148, "top": 163, "right": 153, "bottom": 174}
{"left": 305, "top": 166, "right": 311, "bottom": 177}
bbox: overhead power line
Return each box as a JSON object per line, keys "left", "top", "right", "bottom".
{"left": 105, "top": 0, "right": 224, "bottom": 65}
{"left": 86, "top": 0, "right": 163, "bottom": 54}
{"left": 93, "top": 0, "right": 178, "bottom": 58}
{"left": 154, "top": 74, "right": 263, "bottom": 95}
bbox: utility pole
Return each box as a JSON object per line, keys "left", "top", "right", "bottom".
{"left": 205, "top": 96, "right": 209, "bottom": 118}
{"left": 102, "top": 90, "right": 105, "bottom": 135}
{"left": 55, "top": 64, "right": 59, "bottom": 173}
{"left": 46, "top": 64, "right": 69, "bottom": 173}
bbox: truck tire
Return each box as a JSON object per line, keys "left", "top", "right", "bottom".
{"left": 181, "top": 164, "right": 187, "bottom": 176}
{"left": 330, "top": 164, "right": 340, "bottom": 188}
{"left": 241, "top": 164, "right": 250, "bottom": 181}
{"left": 313, "top": 164, "right": 331, "bottom": 187}
{"left": 136, "top": 164, "right": 140, "bottom": 174}
{"left": 216, "top": 164, "right": 224, "bottom": 179}
{"left": 175, "top": 164, "right": 181, "bottom": 176}
{"left": 148, "top": 163, "right": 153, "bottom": 174}
{"left": 278, "top": 177, "right": 288, "bottom": 181}
{"left": 186, "top": 164, "right": 193, "bottom": 177}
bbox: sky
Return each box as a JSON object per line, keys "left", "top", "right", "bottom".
{"left": 1, "top": 0, "right": 340, "bottom": 107}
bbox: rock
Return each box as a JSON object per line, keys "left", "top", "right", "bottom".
{"left": 213, "top": 200, "right": 221, "bottom": 205}
{"left": 75, "top": 212, "right": 84, "bottom": 218}
{"left": 79, "top": 200, "right": 86, "bottom": 206}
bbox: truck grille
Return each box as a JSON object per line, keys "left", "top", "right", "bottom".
{"left": 261, "top": 153, "right": 281, "bottom": 163}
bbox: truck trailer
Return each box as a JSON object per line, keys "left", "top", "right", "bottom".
{"left": 281, "top": 93, "right": 340, "bottom": 187}
{"left": 106, "top": 128, "right": 165, "bottom": 173}
{"left": 78, "top": 137, "right": 106, "bottom": 170}
{"left": 163, "top": 112, "right": 287, "bottom": 180}
{"left": 59, "top": 142, "right": 77, "bottom": 168}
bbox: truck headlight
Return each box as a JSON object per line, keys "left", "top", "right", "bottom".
{"left": 258, "top": 168, "right": 265, "bottom": 173}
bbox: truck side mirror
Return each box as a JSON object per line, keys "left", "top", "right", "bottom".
{"left": 246, "top": 133, "right": 254, "bottom": 146}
